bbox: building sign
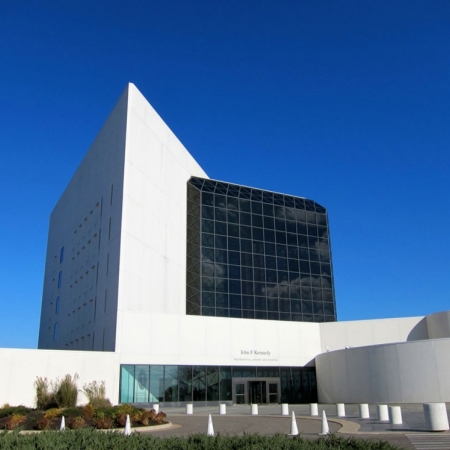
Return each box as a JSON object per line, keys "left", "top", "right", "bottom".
{"left": 233, "top": 349, "right": 278, "bottom": 362}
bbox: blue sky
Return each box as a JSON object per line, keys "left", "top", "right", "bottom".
{"left": 1, "top": 1, "right": 449, "bottom": 348}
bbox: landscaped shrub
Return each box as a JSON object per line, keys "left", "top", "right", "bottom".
{"left": 43, "top": 408, "right": 61, "bottom": 419}
{"left": 82, "top": 380, "right": 112, "bottom": 408}
{"left": 92, "top": 411, "right": 114, "bottom": 429}
{"left": 5, "top": 414, "right": 26, "bottom": 430}
{"left": 35, "top": 416, "right": 51, "bottom": 430}
{"left": 34, "top": 377, "right": 56, "bottom": 410}
{"left": 82, "top": 403, "right": 94, "bottom": 419}
{"left": 0, "top": 406, "right": 32, "bottom": 419}
{"left": 67, "top": 416, "right": 85, "bottom": 429}
{"left": 53, "top": 374, "right": 79, "bottom": 408}
{"left": 63, "top": 407, "right": 84, "bottom": 418}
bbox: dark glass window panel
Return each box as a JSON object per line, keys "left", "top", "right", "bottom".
{"left": 286, "top": 220, "right": 296, "bottom": 233}
{"left": 322, "top": 289, "right": 333, "bottom": 302}
{"left": 202, "top": 179, "right": 216, "bottom": 191}
{"left": 202, "top": 262, "right": 215, "bottom": 276}
{"left": 276, "top": 231, "right": 286, "bottom": 244}
{"left": 207, "top": 366, "right": 220, "bottom": 401}
{"left": 202, "top": 192, "right": 214, "bottom": 206}
{"left": 312, "top": 288, "right": 322, "bottom": 301}
{"left": 229, "top": 279, "right": 241, "bottom": 294}
{"left": 215, "top": 221, "right": 227, "bottom": 235}
{"left": 215, "top": 249, "right": 227, "bottom": 263}
{"left": 316, "top": 204, "right": 326, "bottom": 214}
{"left": 241, "top": 252, "right": 252, "bottom": 266}
{"left": 268, "top": 311, "right": 279, "bottom": 320}
{"left": 242, "top": 296, "right": 254, "bottom": 309}
{"left": 202, "top": 206, "right": 214, "bottom": 219}
{"left": 229, "top": 264, "right": 240, "bottom": 279}
{"left": 202, "top": 277, "right": 214, "bottom": 291}
{"left": 291, "top": 299, "right": 302, "bottom": 313}
{"left": 230, "top": 309, "right": 242, "bottom": 318}
{"left": 306, "top": 210, "right": 316, "bottom": 222}
{"left": 323, "top": 302, "right": 335, "bottom": 316}
{"left": 255, "top": 310, "right": 268, "bottom": 320}
{"left": 216, "top": 293, "right": 228, "bottom": 307}
{"left": 305, "top": 201, "right": 315, "bottom": 212}
{"left": 264, "top": 229, "right": 275, "bottom": 243}
{"left": 303, "top": 314, "right": 314, "bottom": 322}
{"left": 202, "top": 292, "right": 216, "bottom": 306}
{"left": 321, "top": 276, "right": 332, "bottom": 289}
{"left": 229, "top": 294, "right": 242, "bottom": 309}
{"left": 240, "top": 198, "right": 251, "bottom": 211}
{"left": 228, "top": 237, "right": 240, "bottom": 251}
{"left": 285, "top": 206, "right": 297, "bottom": 221}
{"left": 290, "top": 284, "right": 301, "bottom": 299}
{"left": 252, "top": 214, "right": 263, "bottom": 228}
{"left": 227, "top": 196, "right": 238, "bottom": 210}
{"left": 240, "top": 225, "right": 252, "bottom": 239}
{"left": 253, "top": 240, "right": 264, "bottom": 254}
{"left": 263, "top": 216, "right": 275, "bottom": 229}
{"left": 295, "top": 208, "right": 306, "bottom": 222}
{"left": 278, "top": 282, "right": 289, "bottom": 298}
{"left": 227, "top": 184, "right": 239, "bottom": 196}
{"left": 300, "top": 260, "right": 310, "bottom": 273}
{"left": 227, "top": 209, "right": 239, "bottom": 224}
{"left": 241, "top": 266, "right": 253, "bottom": 280}
{"left": 266, "top": 270, "right": 277, "bottom": 283}
{"left": 265, "top": 242, "right": 276, "bottom": 256}
{"left": 251, "top": 201, "right": 262, "bottom": 215}
{"left": 202, "top": 233, "right": 214, "bottom": 248}
{"left": 202, "top": 307, "right": 215, "bottom": 316}
{"left": 277, "top": 258, "right": 288, "bottom": 271}
{"left": 280, "top": 299, "right": 290, "bottom": 312}
{"left": 319, "top": 250, "right": 330, "bottom": 263}
{"left": 251, "top": 189, "right": 262, "bottom": 201}
{"left": 287, "top": 233, "right": 297, "bottom": 246}
{"left": 262, "top": 191, "right": 274, "bottom": 204}
{"left": 202, "top": 247, "right": 214, "bottom": 261}
{"left": 324, "top": 315, "right": 335, "bottom": 322}
{"left": 242, "top": 281, "right": 253, "bottom": 295}
{"left": 288, "top": 259, "right": 299, "bottom": 272}
{"left": 216, "top": 263, "right": 227, "bottom": 278}
{"left": 243, "top": 310, "right": 255, "bottom": 319}
{"left": 301, "top": 287, "right": 312, "bottom": 300}
{"left": 275, "top": 218, "right": 286, "bottom": 231}
{"left": 266, "top": 255, "right": 276, "bottom": 269}
{"left": 267, "top": 298, "right": 278, "bottom": 311}
{"left": 253, "top": 254, "right": 265, "bottom": 268}
{"left": 297, "top": 222, "right": 307, "bottom": 235}
{"left": 253, "top": 268, "right": 266, "bottom": 282}
{"left": 313, "top": 315, "right": 324, "bottom": 323}
{"left": 316, "top": 214, "right": 327, "bottom": 226}
{"left": 216, "top": 308, "right": 229, "bottom": 317}
{"left": 254, "top": 297, "right": 266, "bottom": 310}
{"left": 309, "top": 250, "right": 319, "bottom": 262}
{"left": 302, "top": 301, "right": 313, "bottom": 314}
{"left": 163, "top": 366, "right": 179, "bottom": 402}
{"left": 276, "top": 244, "right": 287, "bottom": 257}
{"left": 254, "top": 281, "right": 265, "bottom": 295}
{"left": 318, "top": 226, "right": 328, "bottom": 238}
{"left": 292, "top": 314, "right": 303, "bottom": 322}
{"left": 310, "top": 262, "right": 321, "bottom": 275}
{"left": 215, "top": 235, "right": 227, "bottom": 249}
{"left": 192, "top": 366, "right": 206, "bottom": 401}
{"left": 216, "top": 278, "right": 228, "bottom": 293}
{"left": 215, "top": 208, "right": 227, "bottom": 222}
{"left": 178, "top": 365, "right": 192, "bottom": 401}
{"left": 240, "top": 212, "right": 251, "bottom": 226}
{"left": 215, "top": 194, "right": 226, "bottom": 208}
{"left": 273, "top": 193, "right": 284, "bottom": 205}
{"left": 280, "top": 313, "right": 291, "bottom": 321}
{"left": 228, "top": 251, "right": 240, "bottom": 265}
{"left": 287, "top": 247, "right": 298, "bottom": 261}
{"left": 274, "top": 205, "right": 285, "bottom": 219}
{"left": 277, "top": 271, "right": 288, "bottom": 283}
{"left": 307, "top": 224, "right": 318, "bottom": 237}
{"left": 202, "top": 219, "right": 214, "bottom": 234}
{"left": 299, "top": 248, "right": 309, "bottom": 260}
{"left": 263, "top": 203, "right": 274, "bottom": 216}
{"left": 241, "top": 239, "right": 252, "bottom": 253}
{"left": 228, "top": 223, "right": 239, "bottom": 237}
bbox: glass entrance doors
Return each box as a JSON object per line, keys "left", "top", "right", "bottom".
{"left": 232, "top": 377, "right": 280, "bottom": 404}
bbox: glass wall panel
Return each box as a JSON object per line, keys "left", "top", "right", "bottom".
{"left": 192, "top": 366, "right": 206, "bottom": 401}
{"left": 164, "top": 366, "right": 179, "bottom": 402}
{"left": 280, "top": 367, "right": 291, "bottom": 403}
{"left": 149, "top": 365, "right": 164, "bottom": 402}
{"left": 178, "top": 366, "right": 192, "bottom": 401}
{"left": 219, "top": 367, "right": 232, "bottom": 400}
{"left": 120, "top": 365, "right": 135, "bottom": 403}
{"left": 134, "top": 365, "right": 150, "bottom": 402}
{"left": 207, "top": 366, "right": 220, "bottom": 401}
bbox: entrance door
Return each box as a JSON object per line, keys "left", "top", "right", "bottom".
{"left": 248, "top": 381, "right": 266, "bottom": 404}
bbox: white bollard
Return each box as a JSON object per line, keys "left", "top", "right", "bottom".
{"left": 310, "top": 403, "right": 319, "bottom": 416}
{"left": 377, "top": 405, "right": 389, "bottom": 421}
{"left": 186, "top": 403, "right": 193, "bottom": 415}
{"left": 319, "top": 410, "right": 330, "bottom": 435}
{"left": 251, "top": 404, "right": 259, "bottom": 415}
{"left": 59, "top": 416, "right": 65, "bottom": 431}
{"left": 152, "top": 403, "right": 159, "bottom": 413}
{"left": 359, "top": 404, "right": 370, "bottom": 419}
{"left": 336, "top": 403, "right": 345, "bottom": 417}
{"left": 281, "top": 403, "right": 289, "bottom": 416}
{"left": 207, "top": 414, "right": 215, "bottom": 436}
{"left": 388, "top": 406, "right": 403, "bottom": 425}
{"left": 289, "top": 411, "right": 299, "bottom": 436}
{"left": 124, "top": 414, "right": 131, "bottom": 436}
{"left": 423, "top": 403, "right": 450, "bottom": 431}
{"left": 219, "top": 404, "right": 226, "bottom": 415}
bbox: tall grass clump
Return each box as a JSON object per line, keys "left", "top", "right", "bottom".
{"left": 82, "top": 380, "right": 111, "bottom": 408}
{"left": 34, "top": 377, "right": 56, "bottom": 410}
{"left": 52, "top": 374, "right": 79, "bottom": 408}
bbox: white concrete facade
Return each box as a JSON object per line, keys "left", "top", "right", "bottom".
{"left": 1, "top": 84, "right": 449, "bottom": 407}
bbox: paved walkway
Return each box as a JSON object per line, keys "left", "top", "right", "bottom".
{"left": 138, "top": 404, "right": 450, "bottom": 450}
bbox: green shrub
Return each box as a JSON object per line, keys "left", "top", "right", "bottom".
{"left": 62, "top": 407, "right": 84, "bottom": 418}
{"left": 52, "top": 374, "right": 79, "bottom": 408}
{"left": 67, "top": 416, "right": 85, "bottom": 429}
{"left": 5, "top": 414, "right": 26, "bottom": 430}
{"left": 0, "top": 406, "right": 32, "bottom": 419}
{"left": 34, "top": 377, "right": 56, "bottom": 410}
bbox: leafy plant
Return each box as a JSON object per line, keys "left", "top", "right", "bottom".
{"left": 52, "top": 374, "right": 79, "bottom": 408}
{"left": 0, "top": 406, "right": 32, "bottom": 419}
{"left": 5, "top": 414, "right": 26, "bottom": 430}
{"left": 34, "top": 377, "right": 56, "bottom": 410}
{"left": 67, "top": 416, "right": 85, "bottom": 429}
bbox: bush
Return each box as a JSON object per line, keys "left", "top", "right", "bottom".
{"left": 5, "top": 414, "right": 26, "bottom": 430}
{"left": 0, "top": 406, "right": 32, "bottom": 419}
{"left": 67, "top": 416, "right": 85, "bottom": 429}
{"left": 82, "top": 403, "right": 94, "bottom": 419}
{"left": 43, "top": 408, "right": 61, "bottom": 419}
{"left": 34, "top": 377, "right": 56, "bottom": 410}
{"left": 92, "top": 411, "right": 113, "bottom": 429}
{"left": 53, "top": 374, "right": 79, "bottom": 408}
{"left": 63, "top": 407, "right": 84, "bottom": 418}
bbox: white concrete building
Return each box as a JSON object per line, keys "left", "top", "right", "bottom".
{"left": 1, "top": 84, "right": 449, "bottom": 407}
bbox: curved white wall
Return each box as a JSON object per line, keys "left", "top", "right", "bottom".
{"left": 426, "top": 311, "right": 450, "bottom": 339}
{"left": 316, "top": 337, "right": 450, "bottom": 403}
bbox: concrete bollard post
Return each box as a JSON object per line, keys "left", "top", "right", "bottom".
{"left": 251, "top": 404, "right": 258, "bottom": 415}
{"left": 359, "top": 404, "right": 370, "bottom": 419}
{"left": 388, "top": 406, "right": 403, "bottom": 425}
{"left": 310, "top": 403, "right": 319, "bottom": 416}
{"left": 281, "top": 404, "right": 289, "bottom": 416}
{"left": 423, "top": 403, "right": 450, "bottom": 431}
{"left": 152, "top": 403, "right": 159, "bottom": 413}
{"left": 336, "top": 403, "right": 346, "bottom": 417}
{"left": 219, "top": 404, "right": 226, "bottom": 415}
{"left": 377, "top": 405, "right": 389, "bottom": 421}
{"left": 186, "top": 403, "right": 193, "bottom": 415}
